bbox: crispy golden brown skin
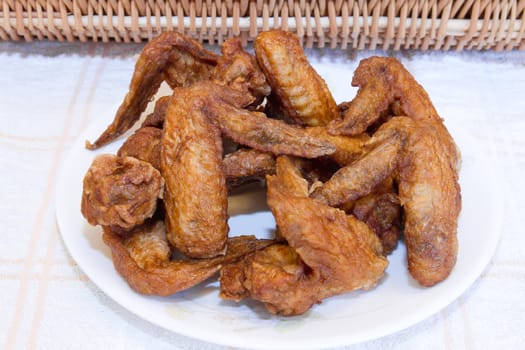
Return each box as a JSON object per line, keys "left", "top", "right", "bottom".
{"left": 141, "top": 38, "right": 269, "bottom": 124}
{"left": 342, "top": 178, "right": 402, "bottom": 255}
{"left": 161, "top": 85, "right": 245, "bottom": 258}
{"left": 146, "top": 81, "right": 334, "bottom": 160}
{"left": 122, "top": 219, "right": 171, "bottom": 270}
{"left": 220, "top": 243, "right": 321, "bottom": 314}
{"left": 103, "top": 219, "right": 274, "bottom": 296}
{"left": 117, "top": 126, "right": 275, "bottom": 187}
{"left": 87, "top": 32, "right": 218, "bottom": 149}
{"left": 304, "top": 126, "right": 369, "bottom": 166}
{"left": 223, "top": 148, "right": 276, "bottom": 188}
{"left": 268, "top": 156, "right": 387, "bottom": 288}
{"left": 328, "top": 75, "right": 393, "bottom": 136}
{"left": 314, "top": 116, "right": 461, "bottom": 286}
{"left": 212, "top": 37, "right": 270, "bottom": 102}
{"left": 81, "top": 154, "right": 164, "bottom": 231}
{"left": 141, "top": 96, "right": 171, "bottom": 129}
{"left": 220, "top": 156, "right": 387, "bottom": 315}
{"left": 328, "top": 56, "right": 461, "bottom": 165}
{"left": 397, "top": 120, "right": 460, "bottom": 286}
{"left": 254, "top": 30, "right": 338, "bottom": 126}
{"left": 319, "top": 57, "right": 461, "bottom": 286}
{"left": 161, "top": 82, "right": 259, "bottom": 258}
{"left": 212, "top": 102, "right": 336, "bottom": 158}
{"left": 79, "top": 33, "right": 463, "bottom": 315}
{"left": 117, "top": 127, "right": 162, "bottom": 170}
{"left": 311, "top": 122, "right": 407, "bottom": 206}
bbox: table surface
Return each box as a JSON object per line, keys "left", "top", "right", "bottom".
{"left": 1, "top": 40, "right": 524, "bottom": 350}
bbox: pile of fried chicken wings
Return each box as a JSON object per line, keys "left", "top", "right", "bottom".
{"left": 81, "top": 30, "right": 461, "bottom": 316}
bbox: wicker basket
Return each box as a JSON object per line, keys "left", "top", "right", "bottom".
{"left": 1, "top": 0, "right": 524, "bottom": 50}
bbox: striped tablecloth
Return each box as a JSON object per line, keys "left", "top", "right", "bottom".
{"left": 1, "top": 41, "right": 524, "bottom": 349}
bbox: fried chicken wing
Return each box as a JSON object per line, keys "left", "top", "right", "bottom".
{"left": 304, "top": 126, "right": 369, "bottom": 166}
{"left": 342, "top": 178, "right": 402, "bottom": 255}
{"left": 162, "top": 88, "right": 229, "bottom": 258}
{"left": 328, "top": 57, "right": 461, "bottom": 166}
{"left": 311, "top": 123, "right": 407, "bottom": 206}
{"left": 78, "top": 31, "right": 464, "bottom": 317}
{"left": 315, "top": 57, "right": 461, "bottom": 286}
{"left": 87, "top": 32, "right": 218, "bottom": 149}
{"left": 313, "top": 116, "right": 460, "bottom": 286}
{"left": 254, "top": 30, "right": 338, "bottom": 126}
{"left": 148, "top": 81, "right": 335, "bottom": 159}
{"left": 154, "top": 83, "right": 335, "bottom": 253}
{"left": 81, "top": 154, "right": 164, "bottom": 231}
{"left": 212, "top": 102, "right": 336, "bottom": 158}
{"left": 119, "top": 125, "right": 275, "bottom": 189}
{"left": 223, "top": 148, "right": 276, "bottom": 188}
{"left": 121, "top": 218, "right": 171, "bottom": 270}
{"left": 219, "top": 256, "right": 252, "bottom": 302}
{"left": 117, "top": 115, "right": 275, "bottom": 189}
{"left": 220, "top": 156, "right": 387, "bottom": 315}
{"left": 328, "top": 76, "right": 393, "bottom": 136}
{"left": 161, "top": 82, "right": 260, "bottom": 258}
{"left": 103, "top": 219, "right": 274, "bottom": 296}
{"left": 117, "top": 127, "right": 162, "bottom": 170}
{"left": 268, "top": 157, "right": 387, "bottom": 287}
{"left": 141, "top": 95, "right": 171, "bottom": 129}
{"left": 212, "top": 37, "right": 270, "bottom": 102}
{"left": 220, "top": 243, "right": 322, "bottom": 315}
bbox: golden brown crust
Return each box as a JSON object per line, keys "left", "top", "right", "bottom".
{"left": 328, "top": 57, "right": 460, "bottom": 166}
{"left": 322, "top": 57, "right": 461, "bottom": 286}
{"left": 123, "top": 220, "right": 171, "bottom": 270}
{"left": 141, "top": 96, "right": 171, "bottom": 129}
{"left": 239, "top": 244, "right": 322, "bottom": 315}
{"left": 212, "top": 102, "right": 336, "bottom": 158}
{"left": 219, "top": 255, "right": 254, "bottom": 302}
{"left": 117, "top": 127, "right": 162, "bottom": 170}
{"left": 82, "top": 33, "right": 462, "bottom": 307}
{"left": 398, "top": 120, "right": 460, "bottom": 286}
{"left": 220, "top": 156, "right": 387, "bottom": 315}
{"left": 118, "top": 127, "right": 278, "bottom": 189}
{"left": 316, "top": 115, "right": 460, "bottom": 286}
{"left": 81, "top": 154, "right": 164, "bottom": 230}
{"left": 220, "top": 240, "right": 322, "bottom": 315}
{"left": 87, "top": 32, "right": 218, "bottom": 149}
{"left": 268, "top": 157, "right": 387, "bottom": 294}
{"left": 119, "top": 130, "right": 277, "bottom": 190}
{"left": 212, "top": 37, "right": 270, "bottom": 101}
{"left": 304, "top": 126, "right": 369, "bottom": 166}
{"left": 254, "top": 30, "right": 338, "bottom": 126}
{"left": 161, "top": 87, "right": 229, "bottom": 258}
{"left": 328, "top": 70, "right": 394, "bottom": 135}
{"left": 311, "top": 123, "right": 407, "bottom": 206}
{"left": 159, "top": 82, "right": 256, "bottom": 258}
{"left": 343, "top": 178, "right": 402, "bottom": 255}
{"left": 104, "top": 226, "right": 221, "bottom": 296}
{"left": 103, "top": 220, "right": 274, "bottom": 296}
{"left": 223, "top": 148, "right": 276, "bottom": 188}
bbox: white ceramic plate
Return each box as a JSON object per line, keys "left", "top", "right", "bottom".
{"left": 56, "top": 62, "right": 503, "bottom": 349}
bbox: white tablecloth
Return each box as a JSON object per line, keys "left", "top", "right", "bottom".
{"left": 1, "top": 40, "right": 524, "bottom": 349}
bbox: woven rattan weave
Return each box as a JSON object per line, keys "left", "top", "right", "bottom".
{"left": 1, "top": 0, "right": 524, "bottom": 50}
